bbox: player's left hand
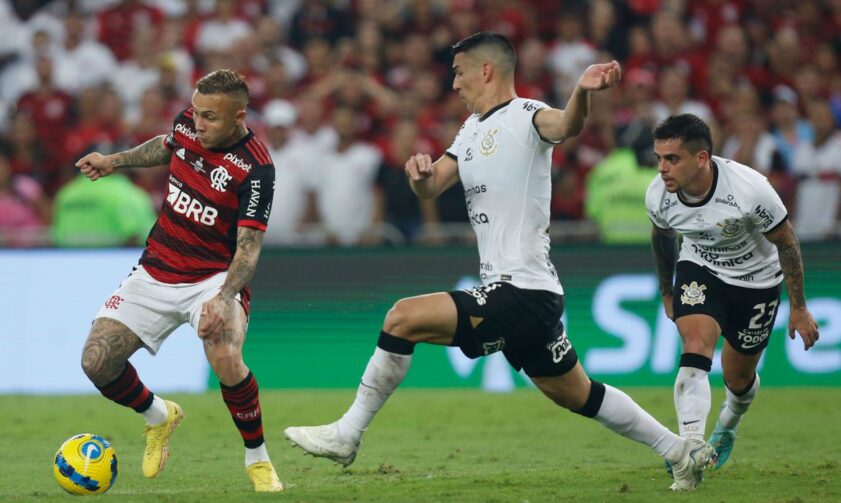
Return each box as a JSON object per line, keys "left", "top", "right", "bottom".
{"left": 199, "top": 294, "right": 235, "bottom": 343}
{"left": 789, "top": 306, "right": 819, "bottom": 350}
{"left": 578, "top": 60, "right": 622, "bottom": 91}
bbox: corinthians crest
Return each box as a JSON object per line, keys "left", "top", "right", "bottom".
{"left": 717, "top": 218, "right": 743, "bottom": 238}
{"left": 680, "top": 281, "right": 707, "bottom": 306}
{"left": 479, "top": 128, "right": 499, "bottom": 156}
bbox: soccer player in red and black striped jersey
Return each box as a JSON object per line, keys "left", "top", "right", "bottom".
{"left": 76, "top": 70, "right": 283, "bottom": 492}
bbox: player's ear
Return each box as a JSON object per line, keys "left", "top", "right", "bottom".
{"left": 235, "top": 107, "right": 247, "bottom": 125}
{"left": 697, "top": 149, "right": 709, "bottom": 166}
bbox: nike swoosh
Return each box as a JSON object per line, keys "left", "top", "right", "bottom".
{"left": 682, "top": 420, "right": 700, "bottom": 425}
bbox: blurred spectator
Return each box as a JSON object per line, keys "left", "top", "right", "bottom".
{"left": 374, "top": 119, "right": 438, "bottom": 243}
{"left": 584, "top": 148, "right": 655, "bottom": 244}
{"left": 51, "top": 171, "right": 157, "bottom": 247}
{"left": 720, "top": 111, "right": 776, "bottom": 175}
{"left": 110, "top": 26, "right": 162, "bottom": 119}
{"left": 261, "top": 99, "right": 315, "bottom": 246}
{"left": 96, "top": 0, "right": 164, "bottom": 61}
{"left": 791, "top": 99, "right": 841, "bottom": 240}
{"left": 0, "top": 152, "right": 50, "bottom": 247}
{"left": 615, "top": 67, "right": 658, "bottom": 167}
{"left": 4, "top": 112, "right": 54, "bottom": 191}
{"left": 16, "top": 55, "right": 73, "bottom": 177}
{"left": 652, "top": 65, "right": 713, "bottom": 125}
{"left": 769, "top": 84, "right": 814, "bottom": 172}
{"left": 316, "top": 106, "right": 382, "bottom": 246}
{"left": 53, "top": 10, "right": 117, "bottom": 94}
{"left": 515, "top": 38, "right": 554, "bottom": 103}
{"left": 547, "top": 10, "right": 597, "bottom": 102}
{"left": 288, "top": 0, "right": 351, "bottom": 49}
{"left": 194, "top": 0, "right": 252, "bottom": 55}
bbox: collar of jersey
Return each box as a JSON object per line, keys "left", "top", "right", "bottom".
{"left": 677, "top": 159, "right": 719, "bottom": 207}
{"left": 207, "top": 127, "right": 254, "bottom": 153}
{"left": 479, "top": 99, "right": 514, "bottom": 122}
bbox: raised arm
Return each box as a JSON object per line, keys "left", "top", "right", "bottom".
{"left": 404, "top": 153, "right": 460, "bottom": 199}
{"left": 651, "top": 224, "right": 679, "bottom": 319}
{"left": 199, "top": 227, "right": 265, "bottom": 341}
{"left": 533, "top": 60, "right": 621, "bottom": 143}
{"left": 76, "top": 135, "right": 172, "bottom": 181}
{"left": 764, "top": 220, "right": 820, "bottom": 350}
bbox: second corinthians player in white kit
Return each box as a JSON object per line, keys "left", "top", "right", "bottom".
{"left": 647, "top": 114, "right": 820, "bottom": 472}
{"left": 284, "top": 32, "right": 715, "bottom": 491}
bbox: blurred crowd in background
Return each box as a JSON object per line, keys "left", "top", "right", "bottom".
{"left": 1, "top": 0, "right": 840, "bottom": 248}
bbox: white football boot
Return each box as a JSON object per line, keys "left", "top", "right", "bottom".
{"left": 284, "top": 423, "right": 360, "bottom": 467}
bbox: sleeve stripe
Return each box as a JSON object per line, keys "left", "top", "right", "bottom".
{"left": 162, "top": 135, "right": 172, "bottom": 151}
{"left": 246, "top": 139, "right": 271, "bottom": 165}
{"left": 238, "top": 220, "right": 267, "bottom": 231}
{"left": 531, "top": 110, "right": 563, "bottom": 145}
{"left": 763, "top": 214, "right": 789, "bottom": 235}
{"left": 445, "top": 151, "right": 457, "bottom": 160}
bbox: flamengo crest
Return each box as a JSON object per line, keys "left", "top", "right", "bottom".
{"left": 210, "top": 166, "right": 232, "bottom": 191}
{"left": 680, "top": 281, "right": 707, "bottom": 306}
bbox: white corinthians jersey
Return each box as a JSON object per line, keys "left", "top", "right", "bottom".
{"left": 446, "top": 98, "right": 562, "bottom": 294}
{"left": 646, "top": 156, "right": 787, "bottom": 289}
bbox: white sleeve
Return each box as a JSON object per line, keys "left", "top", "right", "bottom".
{"left": 445, "top": 121, "right": 468, "bottom": 160}
{"left": 645, "top": 182, "right": 671, "bottom": 229}
{"left": 516, "top": 99, "right": 561, "bottom": 147}
{"left": 751, "top": 177, "right": 789, "bottom": 233}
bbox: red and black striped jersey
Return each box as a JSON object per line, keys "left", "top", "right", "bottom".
{"left": 139, "top": 108, "right": 275, "bottom": 284}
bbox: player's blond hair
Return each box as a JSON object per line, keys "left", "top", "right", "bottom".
{"left": 196, "top": 69, "right": 249, "bottom": 106}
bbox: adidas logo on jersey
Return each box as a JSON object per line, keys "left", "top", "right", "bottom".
{"left": 223, "top": 152, "right": 252, "bottom": 172}
{"left": 176, "top": 148, "right": 186, "bottom": 160}
{"left": 167, "top": 182, "right": 218, "bottom": 225}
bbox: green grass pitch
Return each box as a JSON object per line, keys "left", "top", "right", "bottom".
{"left": 2, "top": 388, "right": 839, "bottom": 502}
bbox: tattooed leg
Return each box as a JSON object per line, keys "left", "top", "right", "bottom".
{"left": 81, "top": 318, "right": 146, "bottom": 387}
{"left": 203, "top": 302, "right": 249, "bottom": 386}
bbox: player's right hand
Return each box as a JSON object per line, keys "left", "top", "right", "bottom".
{"left": 76, "top": 152, "right": 115, "bottom": 181}
{"left": 405, "top": 153, "right": 434, "bottom": 182}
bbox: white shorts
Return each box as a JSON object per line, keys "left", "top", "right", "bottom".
{"left": 94, "top": 265, "right": 240, "bottom": 355}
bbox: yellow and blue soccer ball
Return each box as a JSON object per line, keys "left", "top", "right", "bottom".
{"left": 53, "top": 434, "right": 118, "bottom": 495}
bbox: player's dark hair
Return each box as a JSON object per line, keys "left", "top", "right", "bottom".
{"left": 653, "top": 114, "right": 713, "bottom": 154}
{"left": 452, "top": 32, "right": 516, "bottom": 75}
{"left": 196, "top": 69, "right": 249, "bottom": 105}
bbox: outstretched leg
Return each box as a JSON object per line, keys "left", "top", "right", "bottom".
{"left": 532, "top": 362, "right": 716, "bottom": 491}
{"left": 284, "top": 293, "right": 457, "bottom": 466}
{"left": 81, "top": 318, "right": 179, "bottom": 478}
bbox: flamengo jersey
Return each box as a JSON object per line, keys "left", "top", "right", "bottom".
{"left": 645, "top": 156, "right": 787, "bottom": 289}
{"left": 139, "top": 108, "right": 275, "bottom": 284}
{"left": 446, "top": 98, "right": 562, "bottom": 295}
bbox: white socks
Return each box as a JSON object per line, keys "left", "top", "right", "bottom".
{"left": 594, "top": 384, "right": 685, "bottom": 464}
{"left": 674, "top": 366, "right": 711, "bottom": 440}
{"left": 336, "top": 347, "right": 412, "bottom": 443}
{"left": 245, "top": 443, "right": 270, "bottom": 467}
{"left": 141, "top": 395, "right": 168, "bottom": 426}
{"left": 717, "top": 374, "right": 759, "bottom": 431}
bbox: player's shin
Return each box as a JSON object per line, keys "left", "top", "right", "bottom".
{"left": 96, "top": 362, "right": 168, "bottom": 425}
{"left": 336, "top": 332, "right": 414, "bottom": 443}
{"left": 718, "top": 373, "right": 759, "bottom": 430}
{"left": 220, "top": 371, "right": 269, "bottom": 465}
{"left": 575, "top": 381, "right": 685, "bottom": 463}
{"left": 675, "top": 354, "right": 713, "bottom": 441}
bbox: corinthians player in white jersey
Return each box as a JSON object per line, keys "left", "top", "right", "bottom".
{"left": 285, "top": 32, "right": 714, "bottom": 491}
{"left": 647, "top": 114, "right": 820, "bottom": 473}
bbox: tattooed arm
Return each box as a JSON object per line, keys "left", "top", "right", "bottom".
{"left": 651, "top": 224, "right": 678, "bottom": 319}
{"left": 764, "top": 220, "right": 820, "bottom": 350}
{"left": 198, "top": 227, "right": 265, "bottom": 342}
{"left": 76, "top": 135, "right": 172, "bottom": 181}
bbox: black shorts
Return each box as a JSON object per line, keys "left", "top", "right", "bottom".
{"left": 673, "top": 261, "right": 783, "bottom": 355}
{"left": 448, "top": 282, "right": 578, "bottom": 377}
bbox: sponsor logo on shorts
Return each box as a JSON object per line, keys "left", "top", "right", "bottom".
{"left": 104, "top": 295, "right": 123, "bottom": 309}
{"left": 737, "top": 327, "right": 771, "bottom": 349}
{"left": 680, "top": 281, "right": 707, "bottom": 306}
{"left": 463, "top": 283, "right": 502, "bottom": 306}
{"left": 548, "top": 330, "right": 572, "bottom": 363}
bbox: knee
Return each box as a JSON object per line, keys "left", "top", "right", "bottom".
{"left": 382, "top": 298, "right": 416, "bottom": 338}
{"left": 208, "top": 349, "right": 245, "bottom": 383}
{"left": 680, "top": 330, "right": 715, "bottom": 355}
{"left": 81, "top": 347, "right": 111, "bottom": 385}
{"left": 723, "top": 371, "right": 755, "bottom": 393}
